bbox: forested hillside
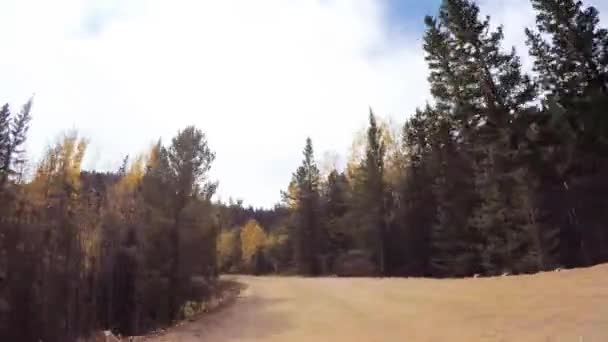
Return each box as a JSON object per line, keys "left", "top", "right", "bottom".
{"left": 219, "top": 0, "right": 608, "bottom": 278}
{"left": 1, "top": 0, "right": 608, "bottom": 341}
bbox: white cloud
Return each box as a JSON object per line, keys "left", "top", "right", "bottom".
{"left": 0, "top": 0, "right": 430, "bottom": 207}
{"left": 0, "top": 0, "right": 606, "bottom": 207}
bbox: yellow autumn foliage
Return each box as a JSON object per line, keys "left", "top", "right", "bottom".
{"left": 283, "top": 179, "right": 300, "bottom": 210}
{"left": 30, "top": 131, "right": 88, "bottom": 202}
{"left": 216, "top": 229, "right": 239, "bottom": 270}
{"left": 114, "top": 154, "right": 145, "bottom": 195}
{"left": 240, "top": 219, "right": 267, "bottom": 265}
{"left": 146, "top": 141, "right": 163, "bottom": 170}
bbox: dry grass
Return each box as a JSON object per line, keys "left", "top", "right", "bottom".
{"left": 148, "top": 264, "right": 608, "bottom": 341}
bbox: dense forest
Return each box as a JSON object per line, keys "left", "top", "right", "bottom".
{"left": 2, "top": 0, "right": 608, "bottom": 341}
{"left": 222, "top": 0, "right": 608, "bottom": 277}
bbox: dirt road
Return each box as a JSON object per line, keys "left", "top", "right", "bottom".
{"left": 149, "top": 265, "right": 608, "bottom": 341}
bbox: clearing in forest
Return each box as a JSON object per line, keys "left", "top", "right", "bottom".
{"left": 148, "top": 264, "right": 608, "bottom": 341}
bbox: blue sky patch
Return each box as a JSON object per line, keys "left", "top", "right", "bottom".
{"left": 383, "top": 0, "right": 442, "bottom": 33}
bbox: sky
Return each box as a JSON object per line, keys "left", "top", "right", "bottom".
{"left": 0, "top": 0, "right": 606, "bottom": 208}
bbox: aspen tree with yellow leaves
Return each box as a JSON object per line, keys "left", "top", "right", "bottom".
{"left": 240, "top": 219, "right": 267, "bottom": 270}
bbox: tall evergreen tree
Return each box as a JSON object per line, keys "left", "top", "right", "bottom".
{"left": 360, "top": 109, "right": 388, "bottom": 275}
{"left": 291, "top": 138, "right": 321, "bottom": 275}
{"left": 424, "top": 107, "right": 481, "bottom": 277}
{"left": 393, "top": 108, "right": 436, "bottom": 276}
{"left": 425, "top": 0, "right": 543, "bottom": 274}
{"left": 8, "top": 100, "right": 32, "bottom": 179}
{"left": 0, "top": 100, "right": 32, "bottom": 189}
{"left": 526, "top": 0, "right": 608, "bottom": 149}
{"left": 526, "top": 0, "right": 608, "bottom": 265}
{"left": 322, "top": 170, "right": 351, "bottom": 259}
{"left": 0, "top": 104, "right": 11, "bottom": 191}
{"left": 526, "top": 0, "right": 608, "bottom": 104}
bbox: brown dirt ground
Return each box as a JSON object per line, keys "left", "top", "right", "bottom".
{"left": 147, "top": 264, "right": 608, "bottom": 341}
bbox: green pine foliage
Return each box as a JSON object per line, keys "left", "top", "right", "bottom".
{"left": 0, "top": 99, "right": 32, "bottom": 189}
{"left": 526, "top": 0, "right": 608, "bottom": 266}
{"left": 291, "top": 138, "right": 322, "bottom": 275}
{"left": 361, "top": 110, "right": 389, "bottom": 275}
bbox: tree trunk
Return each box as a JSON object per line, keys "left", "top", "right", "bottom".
{"left": 169, "top": 214, "right": 181, "bottom": 321}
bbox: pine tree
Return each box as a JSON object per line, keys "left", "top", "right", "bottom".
{"left": 525, "top": 0, "right": 608, "bottom": 149}
{"left": 0, "top": 100, "right": 32, "bottom": 189}
{"left": 292, "top": 138, "right": 321, "bottom": 275}
{"left": 526, "top": 0, "right": 608, "bottom": 266}
{"left": 325, "top": 171, "right": 348, "bottom": 219}
{"left": 526, "top": 0, "right": 608, "bottom": 103}
{"left": 0, "top": 104, "right": 11, "bottom": 194}
{"left": 393, "top": 108, "right": 436, "bottom": 276}
{"left": 426, "top": 0, "right": 542, "bottom": 275}
{"left": 323, "top": 170, "right": 351, "bottom": 258}
{"left": 9, "top": 100, "right": 32, "bottom": 176}
{"left": 360, "top": 109, "right": 388, "bottom": 275}
{"left": 426, "top": 107, "right": 480, "bottom": 277}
